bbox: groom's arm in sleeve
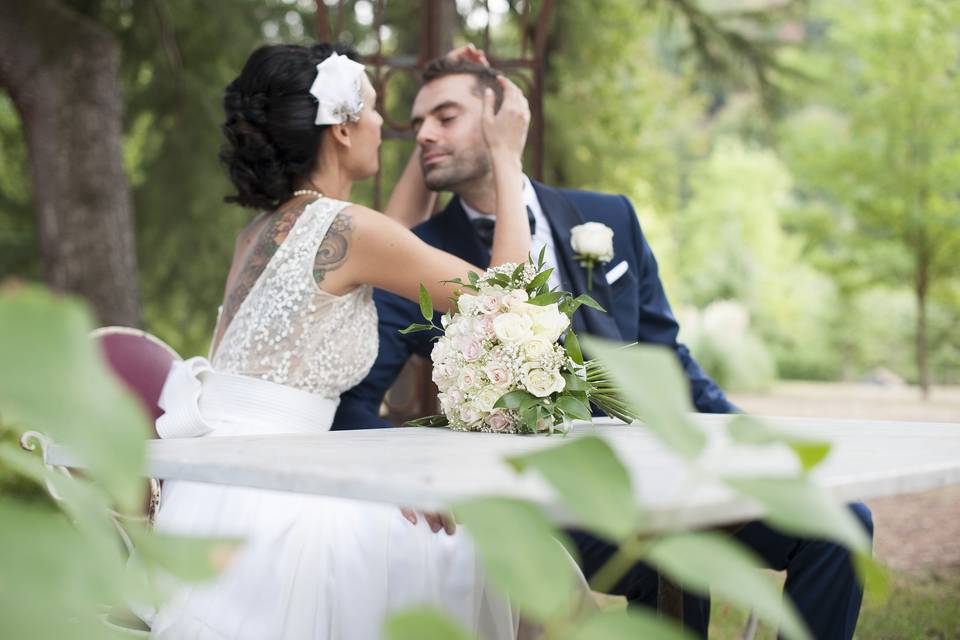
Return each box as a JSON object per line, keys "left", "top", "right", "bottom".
{"left": 620, "top": 195, "right": 738, "bottom": 414}
{"left": 333, "top": 288, "right": 437, "bottom": 429}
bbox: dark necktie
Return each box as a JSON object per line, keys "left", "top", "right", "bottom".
{"left": 471, "top": 206, "right": 536, "bottom": 249}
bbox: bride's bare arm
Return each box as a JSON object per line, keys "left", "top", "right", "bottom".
{"left": 381, "top": 148, "right": 437, "bottom": 228}
{"left": 482, "top": 75, "right": 530, "bottom": 267}
{"left": 341, "top": 206, "right": 488, "bottom": 313}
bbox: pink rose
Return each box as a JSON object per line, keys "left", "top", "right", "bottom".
{"left": 480, "top": 294, "right": 501, "bottom": 314}
{"left": 485, "top": 367, "right": 510, "bottom": 386}
{"left": 479, "top": 314, "right": 497, "bottom": 337}
{"left": 486, "top": 411, "right": 513, "bottom": 433}
{"left": 459, "top": 337, "right": 482, "bottom": 362}
{"left": 458, "top": 367, "right": 478, "bottom": 389}
{"left": 483, "top": 359, "right": 512, "bottom": 386}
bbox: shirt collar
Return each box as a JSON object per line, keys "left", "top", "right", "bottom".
{"left": 461, "top": 175, "right": 536, "bottom": 222}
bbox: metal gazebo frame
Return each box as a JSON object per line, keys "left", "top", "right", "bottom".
{"left": 314, "top": 0, "right": 555, "bottom": 424}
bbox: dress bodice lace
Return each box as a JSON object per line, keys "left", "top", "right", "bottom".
{"left": 211, "top": 197, "right": 379, "bottom": 399}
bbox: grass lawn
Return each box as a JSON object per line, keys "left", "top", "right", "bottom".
{"left": 709, "top": 570, "right": 960, "bottom": 639}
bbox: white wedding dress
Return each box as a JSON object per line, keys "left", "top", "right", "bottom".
{"left": 150, "top": 197, "right": 518, "bottom": 639}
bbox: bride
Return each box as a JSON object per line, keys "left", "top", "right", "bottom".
{"left": 149, "top": 43, "right": 531, "bottom": 639}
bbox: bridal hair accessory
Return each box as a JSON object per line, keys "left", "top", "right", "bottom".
{"left": 309, "top": 53, "right": 366, "bottom": 125}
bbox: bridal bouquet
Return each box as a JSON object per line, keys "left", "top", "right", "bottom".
{"left": 403, "top": 251, "right": 634, "bottom": 434}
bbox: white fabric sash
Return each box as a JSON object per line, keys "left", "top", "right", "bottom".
{"left": 156, "top": 357, "right": 339, "bottom": 438}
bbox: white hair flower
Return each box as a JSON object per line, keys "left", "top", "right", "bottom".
{"left": 309, "top": 53, "right": 366, "bottom": 125}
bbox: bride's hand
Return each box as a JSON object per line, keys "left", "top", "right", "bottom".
{"left": 400, "top": 507, "right": 457, "bottom": 535}
{"left": 481, "top": 75, "right": 530, "bottom": 162}
{"left": 445, "top": 43, "right": 490, "bottom": 67}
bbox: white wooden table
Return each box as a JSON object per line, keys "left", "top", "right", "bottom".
{"left": 49, "top": 414, "right": 960, "bottom": 534}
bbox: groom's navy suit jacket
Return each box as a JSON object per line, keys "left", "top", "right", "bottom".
{"left": 333, "top": 182, "right": 735, "bottom": 430}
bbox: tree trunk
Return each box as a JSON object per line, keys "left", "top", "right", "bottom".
{"left": 915, "top": 252, "right": 930, "bottom": 399}
{"left": 915, "top": 279, "right": 930, "bottom": 399}
{"left": 0, "top": 0, "right": 141, "bottom": 326}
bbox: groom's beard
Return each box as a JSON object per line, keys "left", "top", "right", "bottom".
{"left": 420, "top": 144, "right": 491, "bottom": 193}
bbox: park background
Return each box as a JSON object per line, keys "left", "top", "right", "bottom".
{"left": 1, "top": 0, "right": 958, "bottom": 637}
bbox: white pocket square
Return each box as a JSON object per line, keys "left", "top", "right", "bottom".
{"left": 605, "top": 260, "right": 629, "bottom": 285}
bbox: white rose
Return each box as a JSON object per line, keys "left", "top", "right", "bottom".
{"left": 454, "top": 315, "right": 477, "bottom": 338}
{"left": 433, "top": 360, "right": 457, "bottom": 387}
{"left": 444, "top": 317, "right": 463, "bottom": 337}
{"left": 457, "top": 294, "right": 480, "bottom": 315}
{"left": 522, "top": 367, "right": 566, "bottom": 398}
{"left": 570, "top": 222, "right": 614, "bottom": 262}
{"left": 474, "top": 386, "right": 507, "bottom": 412}
{"left": 550, "top": 370, "right": 566, "bottom": 394}
{"left": 509, "top": 301, "right": 541, "bottom": 318}
{"left": 521, "top": 336, "right": 553, "bottom": 361}
{"left": 438, "top": 392, "right": 452, "bottom": 415}
{"left": 502, "top": 289, "right": 529, "bottom": 310}
{"left": 460, "top": 405, "right": 481, "bottom": 427}
{"left": 492, "top": 312, "right": 534, "bottom": 343}
{"left": 530, "top": 304, "right": 570, "bottom": 343}
{"left": 447, "top": 387, "right": 464, "bottom": 405}
{"left": 431, "top": 338, "right": 449, "bottom": 362}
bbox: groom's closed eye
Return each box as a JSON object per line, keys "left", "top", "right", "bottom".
{"left": 435, "top": 106, "right": 462, "bottom": 124}
{"left": 411, "top": 102, "right": 465, "bottom": 133}
{"left": 411, "top": 114, "right": 457, "bottom": 133}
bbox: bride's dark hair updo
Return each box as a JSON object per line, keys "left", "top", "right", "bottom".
{"left": 221, "top": 43, "right": 361, "bottom": 210}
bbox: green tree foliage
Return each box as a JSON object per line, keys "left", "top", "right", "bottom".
{"left": 1, "top": 0, "right": 957, "bottom": 384}
{"left": 544, "top": 0, "right": 707, "bottom": 257}
{"left": 778, "top": 0, "right": 960, "bottom": 391}
{"left": 675, "top": 139, "right": 838, "bottom": 383}
{"left": 109, "top": 1, "right": 315, "bottom": 355}
{"left": 0, "top": 96, "right": 34, "bottom": 281}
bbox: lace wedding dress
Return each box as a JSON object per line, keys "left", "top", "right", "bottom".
{"left": 150, "top": 197, "right": 517, "bottom": 639}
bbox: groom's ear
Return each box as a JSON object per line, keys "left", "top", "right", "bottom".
{"left": 329, "top": 123, "right": 352, "bottom": 149}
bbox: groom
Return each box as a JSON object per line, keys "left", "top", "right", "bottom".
{"left": 333, "top": 57, "right": 872, "bottom": 638}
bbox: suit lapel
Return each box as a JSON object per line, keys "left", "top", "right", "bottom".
{"left": 436, "top": 197, "right": 490, "bottom": 270}
{"left": 533, "top": 183, "right": 621, "bottom": 340}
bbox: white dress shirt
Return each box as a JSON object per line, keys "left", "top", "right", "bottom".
{"left": 461, "top": 175, "right": 563, "bottom": 291}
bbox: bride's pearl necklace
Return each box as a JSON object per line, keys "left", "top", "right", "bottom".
{"left": 293, "top": 189, "right": 324, "bottom": 198}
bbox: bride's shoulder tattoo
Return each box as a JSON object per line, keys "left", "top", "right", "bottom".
{"left": 313, "top": 210, "right": 353, "bottom": 284}
{"left": 222, "top": 202, "right": 307, "bottom": 326}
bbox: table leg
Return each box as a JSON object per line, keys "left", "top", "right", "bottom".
{"left": 654, "top": 522, "right": 749, "bottom": 627}
{"left": 657, "top": 574, "right": 685, "bottom": 627}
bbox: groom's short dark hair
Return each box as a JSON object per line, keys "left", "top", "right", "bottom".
{"left": 421, "top": 57, "right": 505, "bottom": 109}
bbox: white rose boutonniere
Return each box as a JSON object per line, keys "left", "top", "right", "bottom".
{"left": 570, "top": 222, "right": 614, "bottom": 289}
